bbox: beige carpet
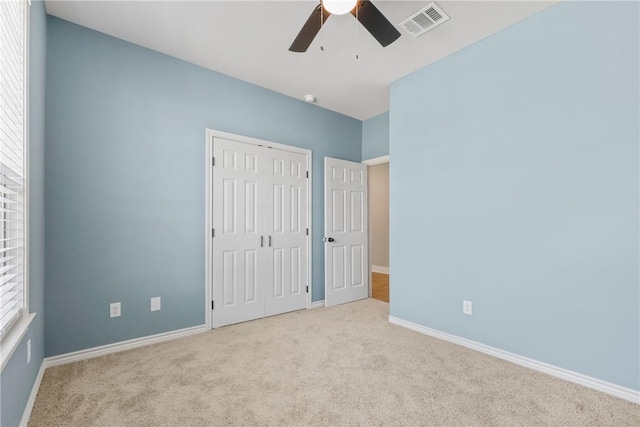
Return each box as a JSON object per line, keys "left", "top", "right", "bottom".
{"left": 29, "top": 299, "right": 638, "bottom": 426}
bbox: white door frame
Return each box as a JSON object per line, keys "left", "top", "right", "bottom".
{"left": 362, "top": 155, "right": 390, "bottom": 298}
{"left": 205, "top": 129, "right": 312, "bottom": 329}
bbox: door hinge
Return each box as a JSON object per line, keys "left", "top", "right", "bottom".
{"left": 212, "top": 229, "right": 215, "bottom": 238}
{"left": 306, "top": 171, "right": 309, "bottom": 178}
{"left": 211, "top": 301, "right": 215, "bottom": 310}
{"left": 306, "top": 228, "right": 309, "bottom": 236}
{"left": 212, "top": 157, "right": 215, "bottom": 166}
{"left": 306, "top": 286, "right": 309, "bottom": 293}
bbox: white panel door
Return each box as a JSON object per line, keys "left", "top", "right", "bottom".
{"left": 212, "top": 138, "right": 268, "bottom": 327}
{"left": 264, "top": 150, "right": 308, "bottom": 316}
{"left": 212, "top": 137, "right": 309, "bottom": 327}
{"left": 324, "top": 157, "right": 368, "bottom": 307}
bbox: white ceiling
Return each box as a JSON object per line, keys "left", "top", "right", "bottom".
{"left": 44, "top": 0, "right": 557, "bottom": 120}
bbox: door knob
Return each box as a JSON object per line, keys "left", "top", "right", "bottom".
{"left": 323, "top": 237, "right": 335, "bottom": 242}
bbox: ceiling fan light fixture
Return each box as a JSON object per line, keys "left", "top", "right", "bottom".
{"left": 321, "top": 0, "right": 357, "bottom": 15}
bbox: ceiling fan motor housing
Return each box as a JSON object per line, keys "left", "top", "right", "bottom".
{"left": 289, "top": 0, "right": 401, "bottom": 53}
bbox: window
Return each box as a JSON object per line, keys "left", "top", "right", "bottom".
{"left": 0, "top": 0, "right": 28, "bottom": 343}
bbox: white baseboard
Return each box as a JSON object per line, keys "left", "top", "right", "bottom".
{"left": 19, "top": 360, "right": 46, "bottom": 427}
{"left": 372, "top": 265, "right": 389, "bottom": 274}
{"left": 19, "top": 325, "right": 208, "bottom": 426}
{"left": 45, "top": 324, "right": 208, "bottom": 368}
{"left": 310, "top": 300, "right": 325, "bottom": 309}
{"left": 388, "top": 316, "right": 640, "bottom": 404}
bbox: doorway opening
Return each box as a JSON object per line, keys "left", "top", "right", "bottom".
{"left": 364, "top": 156, "right": 389, "bottom": 303}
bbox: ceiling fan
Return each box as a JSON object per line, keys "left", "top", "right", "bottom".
{"left": 289, "top": 0, "right": 401, "bottom": 53}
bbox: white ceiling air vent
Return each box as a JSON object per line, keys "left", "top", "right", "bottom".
{"left": 399, "top": 2, "right": 450, "bottom": 38}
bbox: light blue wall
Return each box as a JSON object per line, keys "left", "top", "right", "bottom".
{"left": 389, "top": 1, "right": 639, "bottom": 390}
{"left": 0, "top": 1, "right": 47, "bottom": 426}
{"left": 362, "top": 112, "right": 389, "bottom": 160}
{"left": 45, "top": 17, "right": 361, "bottom": 357}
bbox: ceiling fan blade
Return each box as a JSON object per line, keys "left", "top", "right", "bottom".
{"left": 289, "top": 4, "right": 331, "bottom": 53}
{"left": 352, "top": 0, "right": 401, "bottom": 47}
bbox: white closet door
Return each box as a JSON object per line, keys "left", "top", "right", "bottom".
{"left": 264, "top": 150, "right": 309, "bottom": 317}
{"left": 324, "top": 157, "right": 369, "bottom": 307}
{"left": 212, "top": 138, "right": 267, "bottom": 327}
{"left": 212, "top": 137, "right": 309, "bottom": 327}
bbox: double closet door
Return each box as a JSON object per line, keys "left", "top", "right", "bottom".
{"left": 212, "top": 138, "right": 309, "bottom": 327}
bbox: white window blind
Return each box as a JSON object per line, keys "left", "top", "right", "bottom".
{"left": 0, "top": 0, "right": 27, "bottom": 339}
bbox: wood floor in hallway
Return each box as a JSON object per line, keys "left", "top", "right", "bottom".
{"left": 372, "top": 272, "right": 389, "bottom": 303}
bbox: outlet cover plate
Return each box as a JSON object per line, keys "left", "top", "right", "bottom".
{"left": 463, "top": 300, "right": 473, "bottom": 315}
{"left": 110, "top": 302, "right": 121, "bottom": 318}
{"left": 151, "top": 297, "right": 161, "bottom": 312}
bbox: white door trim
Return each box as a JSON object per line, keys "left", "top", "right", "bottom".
{"left": 205, "top": 129, "right": 312, "bottom": 330}
{"left": 362, "top": 155, "right": 390, "bottom": 166}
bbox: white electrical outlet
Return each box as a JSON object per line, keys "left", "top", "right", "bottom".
{"left": 150, "top": 297, "right": 161, "bottom": 312}
{"left": 463, "top": 300, "right": 473, "bottom": 315}
{"left": 110, "top": 302, "right": 121, "bottom": 318}
{"left": 27, "top": 338, "right": 31, "bottom": 364}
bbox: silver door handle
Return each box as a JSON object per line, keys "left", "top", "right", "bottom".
{"left": 268, "top": 235, "right": 272, "bottom": 247}
{"left": 260, "top": 236, "right": 264, "bottom": 247}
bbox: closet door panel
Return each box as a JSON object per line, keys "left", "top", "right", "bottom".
{"left": 265, "top": 150, "right": 308, "bottom": 317}
{"left": 212, "top": 138, "right": 267, "bottom": 327}
{"left": 212, "top": 137, "right": 309, "bottom": 327}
